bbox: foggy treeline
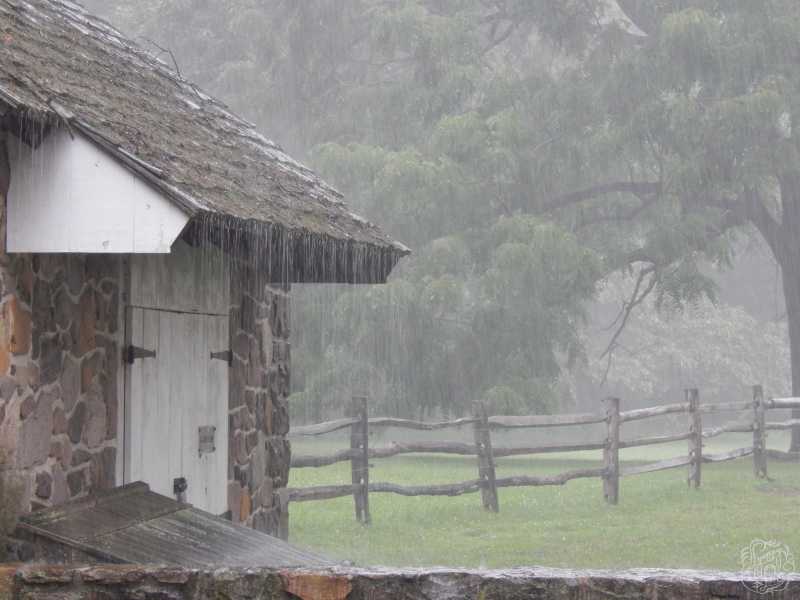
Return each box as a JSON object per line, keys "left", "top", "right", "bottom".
{"left": 86, "top": 1, "right": 793, "bottom": 431}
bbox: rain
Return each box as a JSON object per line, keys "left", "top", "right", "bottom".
{"left": 2, "top": 0, "right": 800, "bottom": 589}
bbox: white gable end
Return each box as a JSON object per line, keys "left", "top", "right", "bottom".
{"left": 6, "top": 129, "right": 189, "bottom": 253}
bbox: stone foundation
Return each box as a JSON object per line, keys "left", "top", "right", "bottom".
{"left": 228, "top": 263, "right": 290, "bottom": 536}
{"left": 1, "top": 564, "right": 798, "bottom": 599}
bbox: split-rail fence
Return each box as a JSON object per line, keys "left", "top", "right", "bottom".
{"left": 278, "top": 386, "right": 800, "bottom": 538}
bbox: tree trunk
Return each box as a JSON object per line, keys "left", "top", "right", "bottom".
{"left": 775, "top": 176, "right": 800, "bottom": 452}
{"left": 781, "top": 256, "right": 800, "bottom": 451}
{"left": 750, "top": 176, "right": 800, "bottom": 452}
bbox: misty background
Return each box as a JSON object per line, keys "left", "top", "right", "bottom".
{"left": 81, "top": 0, "right": 791, "bottom": 424}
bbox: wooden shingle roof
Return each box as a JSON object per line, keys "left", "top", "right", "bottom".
{"left": 0, "top": 0, "right": 408, "bottom": 282}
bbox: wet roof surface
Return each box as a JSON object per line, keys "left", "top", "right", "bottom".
{"left": 0, "top": 0, "right": 408, "bottom": 264}
{"left": 18, "top": 483, "right": 334, "bottom": 568}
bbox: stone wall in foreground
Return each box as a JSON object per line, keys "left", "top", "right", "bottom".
{"left": 1, "top": 564, "right": 798, "bottom": 600}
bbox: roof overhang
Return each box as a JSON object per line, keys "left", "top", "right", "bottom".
{"left": 180, "top": 215, "right": 406, "bottom": 285}
{"left": 4, "top": 125, "right": 406, "bottom": 283}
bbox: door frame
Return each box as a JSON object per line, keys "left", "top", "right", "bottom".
{"left": 122, "top": 305, "right": 229, "bottom": 511}
{"left": 115, "top": 256, "right": 130, "bottom": 488}
{"left": 120, "top": 246, "right": 231, "bottom": 507}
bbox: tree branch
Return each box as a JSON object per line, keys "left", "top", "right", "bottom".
{"left": 599, "top": 264, "right": 658, "bottom": 385}
{"left": 482, "top": 21, "right": 518, "bottom": 54}
{"left": 139, "top": 37, "right": 182, "bottom": 78}
{"left": 574, "top": 192, "right": 661, "bottom": 229}
{"left": 538, "top": 180, "right": 661, "bottom": 213}
{"left": 600, "top": 264, "right": 657, "bottom": 359}
{"left": 613, "top": 0, "right": 656, "bottom": 36}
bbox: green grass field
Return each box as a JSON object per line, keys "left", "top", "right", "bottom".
{"left": 286, "top": 430, "right": 800, "bottom": 570}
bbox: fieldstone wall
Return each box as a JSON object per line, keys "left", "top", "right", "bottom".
{"left": 228, "top": 262, "right": 290, "bottom": 536}
{"left": 0, "top": 187, "right": 121, "bottom": 512}
{"left": 2, "top": 564, "right": 799, "bottom": 600}
{"left": 0, "top": 249, "right": 121, "bottom": 509}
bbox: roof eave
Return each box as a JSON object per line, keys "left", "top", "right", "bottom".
{"left": 182, "top": 214, "right": 409, "bottom": 285}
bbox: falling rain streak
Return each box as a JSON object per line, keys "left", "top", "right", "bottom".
{"left": 4, "top": 0, "right": 800, "bottom": 575}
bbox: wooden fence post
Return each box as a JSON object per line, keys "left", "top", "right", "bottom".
{"left": 603, "top": 397, "right": 620, "bottom": 505}
{"left": 473, "top": 402, "right": 499, "bottom": 512}
{"left": 753, "top": 385, "right": 767, "bottom": 479}
{"left": 687, "top": 388, "right": 702, "bottom": 489}
{"left": 277, "top": 488, "right": 290, "bottom": 541}
{"left": 350, "top": 396, "right": 371, "bottom": 524}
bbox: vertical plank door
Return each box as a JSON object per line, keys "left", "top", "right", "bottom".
{"left": 126, "top": 307, "right": 229, "bottom": 515}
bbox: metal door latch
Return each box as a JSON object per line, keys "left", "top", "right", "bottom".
{"left": 210, "top": 349, "right": 232, "bottom": 366}
{"left": 124, "top": 344, "right": 156, "bottom": 364}
{"left": 199, "top": 425, "right": 217, "bottom": 456}
{"left": 173, "top": 477, "right": 187, "bottom": 503}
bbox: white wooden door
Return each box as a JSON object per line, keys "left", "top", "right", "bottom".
{"left": 126, "top": 307, "right": 229, "bottom": 514}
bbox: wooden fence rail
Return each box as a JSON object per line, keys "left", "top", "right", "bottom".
{"left": 281, "top": 385, "right": 797, "bottom": 535}
{"left": 487, "top": 413, "right": 607, "bottom": 428}
{"left": 767, "top": 398, "right": 800, "bottom": 409}
{"left": 618, "top": 402, "right": 690, "bottom": 423}
{"left": 285, "top": 467, "right": 611, "bottom": 504}
{"left": 289, "top": 433, "right": 711, "bottom": 468}
{"left": 290, "top": 412, "right": 613, "bottom": 436}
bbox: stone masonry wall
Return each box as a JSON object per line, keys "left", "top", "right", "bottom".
{"left": 228, "top": 262, "right": 290, "bottom": 536}
{"left": 0, "top": 187, "right": 121, "bottom": 511}
{"left": 2, "top": 564, "right": 799, "bottom": 600}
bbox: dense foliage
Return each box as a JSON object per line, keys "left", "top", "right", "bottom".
{"left": 85, "top": 1, "right": 794, "bottom": 423}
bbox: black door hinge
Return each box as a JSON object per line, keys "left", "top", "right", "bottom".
{"left": 210, "top": 350, "right": 232, "bottom": 366}
{"left": 125, "top": 344, "right": 156, "bottom": 364}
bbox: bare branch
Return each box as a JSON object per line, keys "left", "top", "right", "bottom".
{"left": 614, "top": 0, "right": 656, "bottom": 36}
{"left": 139, "top": 37, "right": 182, "bottom": 78}
{"left": 482, "top": 21, "right": 518, "bottom": 54}
{"left": 600, "top": 264, "right": 657, "bottom": 363}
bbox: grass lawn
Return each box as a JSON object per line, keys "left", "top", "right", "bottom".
{"left": 287, "top": 430, "right": 800, "bottom": 570}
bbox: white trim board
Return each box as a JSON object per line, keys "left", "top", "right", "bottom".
{"left": 6, "top": 129, "right": 189, "bottom": 253}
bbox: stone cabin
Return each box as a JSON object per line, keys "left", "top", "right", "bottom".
{"left": 0, "top": 0, "right": 407, "bottom": 537}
